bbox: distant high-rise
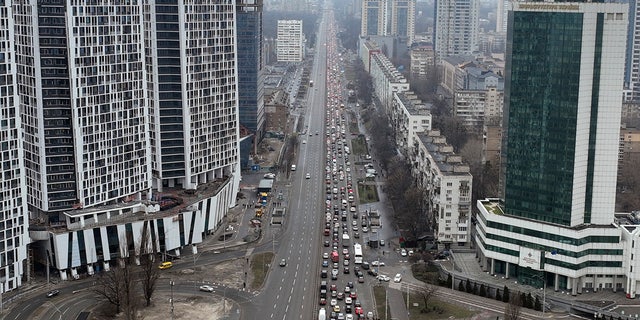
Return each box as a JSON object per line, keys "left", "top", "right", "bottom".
{"left": 0, "top": 2, "right": 29, "bottom": 293}
{"left": 496, "top": 0, "right": 510, "bottom": 33}
{"left": 237, "top": 0, "right": 266, "bottom": 167}
{"left": 15, "top": 0, "right": 152, "bottom": 220}
{"left": 277, "top": 20, "right": 305, "bottom": 62}
{"left": 390, "top": 0, "right": 416, "bottom": 44}
{"left": 146, "top": 0, "right": 240, "bottom": 191}
{"left": 434, "top": 0, "right": 479, "bottom": 59}
{"left": 627, "top": 0, "right": 640, "bottom": 101}
{"left": 476, "top": 1, "right": 628, "bottom": 295}
{"left": 361, "top": 0, "right": 388, "bottom": 37}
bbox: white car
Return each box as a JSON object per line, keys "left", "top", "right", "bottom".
{"left": 394, "top": 273, "right": 402, "bottom": 283}
{"left": 330, "top": 298, "right": 338, "bottom": 306}
{"left": 345, "top": 297, "right": 352, "bottom": 305}
{"left": 306, "top": 173, "right": 311, "bottom": 179}
{"left": 302, "top": 140, "right": 307, "bottom": 144}
{"left": 263, "top": 173, "right": 276, "bottom": 179}
{"left": 401, "top": 249, "right": 407, "bottom": 257}
{"left": 377, "top": 274, "right": 390, "bottom": 282}
{"left": 371, "top": 260, "right": 385, "bottom": 267}
{"left": 199, "top": 285, "right": 214, "bottom": 292}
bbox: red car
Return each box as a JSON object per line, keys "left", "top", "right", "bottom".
{"left": 319, "top": 298, "right": 327, "bottom": 305}
{"left": 350, "top": 292, "right": 357, "bottom": 299}
{"left": 355, "top": 306, "right": 364, "bottom": 315}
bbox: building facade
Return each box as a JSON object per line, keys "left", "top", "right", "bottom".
{"left": 237, "top": 0, "right": 266, "bottom": 167}
{"left": 369, "top": 52, "right": 410, "bottom": 110}
{"left": 361, "top": 0, "right": 388, "bottom": 37}
{"left": 13, "top": 0, "right": 241, "bottom": 283}
{"left": 277, "top": 20, "right": 305, "bottom": 62}
{"left": 434, "top": 0, "right": 479, "bottom": 60}
{"left": 0, "top": 1, "right": 29, "bottom": 294}
{"left": 477, "top": 1, "right": 630, "bottom": 295}
{"left": 390, "top": 91, "right": 432, "bottom": 152}
{"left": 409, "top": 43, "right": 435, "bottom": 80}
{"left": 389, "top": 0, "right": 416, "bottom": 44}
{"left": 411, "top": 131, "right": 472, "bottom": 246}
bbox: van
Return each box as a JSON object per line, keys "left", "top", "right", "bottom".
{"left": 158, "top": 261, "right": 173, "bottom": 270}
{"left": 319, "top": 308, "right": 326, "bottom": 320}
{"left": 291, "top": 164, "right": 296, "bottom": 171}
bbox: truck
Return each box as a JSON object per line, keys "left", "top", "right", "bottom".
{"left": 369, "top": 209, "right": 381, "bottom": 228}
{"left": 342, "top": 233, "right": 351, "bottom": 248}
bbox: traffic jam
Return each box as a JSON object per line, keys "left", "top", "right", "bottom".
{"left": 316, "top": 10, "right": 374, "bottom": 320}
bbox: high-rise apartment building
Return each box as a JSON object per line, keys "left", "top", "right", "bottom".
{"left": 390, "top": 0, "right": 415, "bottom": 43}
{"left": 277, "top": 20, "right": 305, "bottom": 62}
{"left": 476, "top": 1, "right": 628, "bottom": 295}
{"left": 15, "top": 0, "right": 152, "bottom": 222}
{"left": 0, "top": 2, "right": 29, "bottom": 294}
{"left": 237, "top": 0, "right": 266, "bottom": 167}
{"left": 434, "top": 0, "right": 479, "bottom": 60}
{"left": 496, "top": 0, "right": 510, "bottom": 33}
{"left": 147, "top": 0, "right": 240, "bottom": 191}
{"left": 361, "top": 0, "right": 388, "bottom": 37}
{"left": 10, "top": 0, "right": 240, "bottom": 284}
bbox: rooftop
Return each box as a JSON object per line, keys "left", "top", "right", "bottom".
{"left": 417, "top": 131, "right": 471, "bottom": 176}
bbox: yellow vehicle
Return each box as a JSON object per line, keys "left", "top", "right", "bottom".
{"left": 158, "top": 261, "right": 173, "bottom": 270}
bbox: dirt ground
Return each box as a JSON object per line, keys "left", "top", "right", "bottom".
{"left": 107, "top": 258, "right": 248, "bottom": 320}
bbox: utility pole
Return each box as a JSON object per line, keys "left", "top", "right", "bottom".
{"left": 170, "top": 280, "right": 175, "bottom": 320}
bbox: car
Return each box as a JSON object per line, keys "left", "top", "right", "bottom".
{"left": 355, "top": 307, "right": 364, "bottom": 315}
{"left": 46, "top": 290, "right": 60, "bottom": 298}
{"left": 322, "top": 260, "right": 329, "bottom": 267}
{"left": 342, "top": 248, "right": 349, "bottom": 255}
{"left": 377, "top": 274, "right": 390, "bottom": 282}
{"left": 346, "top": 314, "right": 354, "bottom": 320}
{"left": 306, "top": 173, "right": 311, "bottom": 179}
{"left": 347, "top": 281, "right": 354, "bottom": 288}
{"left": 324, "top": 240, "right": 330, "bottom": 247}
{"left": 401, "top": 249, "right": 407, "bottom": 256}
{"left": 350, "top": 292, "right": 357, "bottom": 299}
{"left": 333, "top": 305, "right": 341, "bottom": 313}
{"left": 337, "top": 313, "right": 345, "bottom": 320}
{"left": 330, "top": 284, "right": 338, "bottom": 291}
{"left": 366, "top": 311, "right": 374, "bottom": 319}
{"left": 321, "top": 270, "right": 328, "bottom": 278}
{"left": 367, "top": 270, "right": 378, "bottom": 277}
{"left": 343, "top": 267, "right": 349, "bottom": 274}
{"left": 302, "top": 140, "right": 307, "bottom": 144}
{"left": 345, "top": 297, "right": 352, "bottom": 304}
{"left": 362, "top": 227, "right": 369, "bottom": 233}
{"left": 319, "top": 298, "right": 327, "bottom": 305}
{"left": 279, "top": 259, "right": 287, "bottom": 267}
{"left": 330, "top": 298, "right": 338, "bottom": 306}
{"left": 371, "top": 261, "right": 385, "bottom": 267}
{"left": 361, "top": 261, "right": 370, "bottom": 270}
{"left": 344, "top": 286, "right": 351, "bottom": 293}
{"left": 337, "top": 292, "right": 344, "bottom": 300}
{"left": 394, "top": 273, "right": 402, "bottom": 282}
{"left": 263, "top": 173, "right": 276, "bottom": 179}
{"left": 158, "top": 261, "right": 173, "bottom": 270}
{"left": 379, "top": 239, "right": 385, "bottom": 246}
{"left": 358, "top": 276, "right": 365, "bottom": 283}
{"left": 343, "top": 259, "right": 349, "bottom": 266}
{"left": 323, "top": 252, "right": 329, "bottom": 259}
{"left": 199, "top": 285, "right": 214, "bottom": 292}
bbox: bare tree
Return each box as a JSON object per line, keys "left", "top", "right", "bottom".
{"left": 504, "top": 292, "right": 523, "bottom": 320}
{"left": 417, "top": 283, "right": 440, "bottom": 312}
{"left": 138, "top": 224, "right": 160, "bottom": 307}
{"left": 94, "top": 231, "right": 141, "bottom": 319}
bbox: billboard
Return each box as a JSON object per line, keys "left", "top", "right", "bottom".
{"left": 518, "top": 247, "right": 542, "bottom": 270}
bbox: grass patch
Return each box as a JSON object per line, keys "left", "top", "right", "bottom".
{"left": 357, "top": 182, "right": 379, "bottom": 204}
{"left": 349, "top": 119, "right": 359, "bottom": 134}
{"left": 411, "top": 263, "right": 440, "bottom": 284}
{"left": 373, "top": 285, "right": 391, "bottom": 320}
{"left": 351, "top": 136, "right": 368, "bottom": 156}
{"left": 405, "top": 295, "right": 476, "bottom": 319}
{"left": 250, "top": 251, "right": 274, "bottom": 289}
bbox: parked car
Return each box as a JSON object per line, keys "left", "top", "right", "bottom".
{"left": 393, "top": 273, "right": 402, "bottom": 282}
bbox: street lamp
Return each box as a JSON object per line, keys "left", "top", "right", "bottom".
{"left": 170, "top": 280, "right": 175, "bottom": 320}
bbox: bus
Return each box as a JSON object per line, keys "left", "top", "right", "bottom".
{"left": 353, "top": 243, "right": 363, "bottom": 264}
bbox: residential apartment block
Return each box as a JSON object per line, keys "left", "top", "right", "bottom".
{"left": 12, "top": 0, "right": 241, "bottom": 284}
{"left": 434, "top": 0, "right": 479, "bottom": 60}
{"left": 454, "top": 87, "right": 504, "bottom": 130}
{"left": 390, "top": 0, "right": 416, "bottom": 43}
{"left": 277, "top": 20, "right": 305, "bottom": 62}
{"left": 369, "top": 52, "right": 409, "bottom": 110}
{"left": 390, "top": 91, "right": 432, "bottom": 152}
{"left": 411, "top": 131, "right": 472, "bottom": 245}
{"left": 0, "top": 1, "right": 29, "bottom": 293}
{"left": 409, "top": 43, "right": 435, "bottom": 80}
{"left": 361, "top": 0, "right": 388, "bottom": 37}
